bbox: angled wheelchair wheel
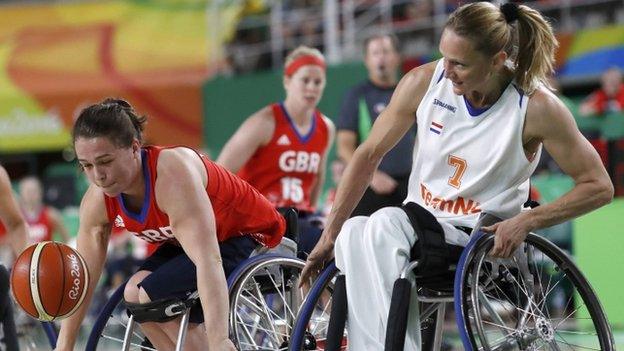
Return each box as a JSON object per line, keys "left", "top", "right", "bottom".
{"left": 15, "top": 318, "right": 57, "bottom": 350}
{"left": 86, "top": 282, "right": 153, "bottom": 351}
{"left": 289, "top": 262, "right": 345, "bottom": 351}
{"left": 456, "top": 232, "right": 614, "bottom": 351}
{"left": 228, "top": 255, "right": 308, "bottom": 351}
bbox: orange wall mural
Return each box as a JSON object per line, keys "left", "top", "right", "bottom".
{"left": 0, "top": 0, "right": 245, "bottom": 152}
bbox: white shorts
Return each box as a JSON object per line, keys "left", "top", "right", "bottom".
{"left": 334, "top": 206, "right": 470, "bottom": 351}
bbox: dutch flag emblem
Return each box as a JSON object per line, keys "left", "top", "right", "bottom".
{"left": 429, "top": 121, "right": 443, "bottom": 135}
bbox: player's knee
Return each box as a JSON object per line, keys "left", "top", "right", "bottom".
{"left": 124, "top": 271, "right": 151, "bottom": 304}
{"left": 366, "top": 207, "right": 413, "bottom": 245}
{"left": 335, "top": 216, "right": 368, "bottom": 255}
{"left": 138, "top": 287, "right": 152, "bottom": 304}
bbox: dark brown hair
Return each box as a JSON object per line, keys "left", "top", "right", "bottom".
{"left": 72, "top": 98, "right": 146, "bottom": 148}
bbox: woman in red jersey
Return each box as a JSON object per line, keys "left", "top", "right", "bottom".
{"left": 18, "top": 176, "right": 71, "bottom": 244}
{"left": 0, "top": 165, "right": 28, "bottom": 351}
{"left": 55, "top": 98, "right": 286, "bottom": 351}
{"left": 217, "top": 46, "right": 335, "bottom": 258}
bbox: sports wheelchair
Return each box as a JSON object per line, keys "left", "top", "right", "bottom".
{"left": 11, "top": 308, "right": 58, "bottom": 350}
{"left": 289, "top": 213, "right": 614, "bottom": 351}
{"left": 85, "top": 208, "right": 318, "bottom": 351}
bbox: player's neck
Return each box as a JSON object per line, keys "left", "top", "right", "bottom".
{"left": 120, "top": 157, "right": 146, "bottom": 211}
{"left": 283, "top": 99, "right": 314, "bottom": 126}
{"left": 466, "top": 74, "right": 513, "bottom": 108}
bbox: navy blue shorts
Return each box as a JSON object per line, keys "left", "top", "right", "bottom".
{"left": 135, "top": 235, "right": 257, "bottom": 324}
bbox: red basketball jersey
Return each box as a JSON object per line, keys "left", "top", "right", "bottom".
{"left": 23, "top": 207, "right": 55, "bottom": 243}
{"left": 0, "top": 208, "right": 54, "bottom": 243}
{"left": 104, "top": 146, "right": 285, "bottom": 248}
{"left": 238, "top": 103, "right": 330, "bottom": 212}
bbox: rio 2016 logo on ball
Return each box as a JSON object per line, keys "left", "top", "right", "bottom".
{"left": 10, "top": 241, "right": 89, "bottom": 321}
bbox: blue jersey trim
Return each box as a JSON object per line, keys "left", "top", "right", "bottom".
{"left": 280, "top": 102, "right": 317, "bottom": 144}
{"left": 437, "top": 70, "right": 445, "bottom": 84}
{"left": 118, "top": 149, "right": 151, "bottom": 223}
{"left": 463, "top": 97, "right": 491, "bottom": 117}
{"left": 512, "top": 84, "right": 525, "bottom": 107}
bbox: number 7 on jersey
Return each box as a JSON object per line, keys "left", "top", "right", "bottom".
{"left": 448, "top": 155, "right": 467, "bottom": 189}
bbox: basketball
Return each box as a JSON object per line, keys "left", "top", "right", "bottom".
{"left": 10, "top": 241, "right": 89, "bottom": 322}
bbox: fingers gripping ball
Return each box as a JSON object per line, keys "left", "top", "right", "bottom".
{"left": 10, "top": 241, "right": 89, "bottom": 321}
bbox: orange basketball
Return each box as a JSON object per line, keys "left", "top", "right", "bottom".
{"left": 10, "top": 241, "right": 89, "bottom": 321}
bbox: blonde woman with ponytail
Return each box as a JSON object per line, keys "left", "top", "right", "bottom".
{"left": 301, "top": 2, "right": 613, "bottom": 350}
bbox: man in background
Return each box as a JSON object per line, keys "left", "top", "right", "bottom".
{"left": 337, "top": 33, "right": 416, "bottom": 216}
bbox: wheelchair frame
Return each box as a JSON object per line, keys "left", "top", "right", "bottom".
{"left": 85, "top": 252, "right": 307, "bottom": 351}
{"left": 289, "top": 231, "right": 615, "bottom": 351}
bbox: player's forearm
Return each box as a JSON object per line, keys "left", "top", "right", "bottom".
{"left": 524, "top": 177, "right": 613, "bottom": 231}
{"left": 58, "top": 239, "right": 107, "bottom": 348}
{"left": 324, "top": 147, "right": 380, "bottom": 242}
{"left": 8, "top": 221, "right": 27, "bottom": 258}
{"left": 57, "top": 264, "right": 103, "bottom": 348}
{"left": 197, "top": 261, "right": 230, "bottom": 344}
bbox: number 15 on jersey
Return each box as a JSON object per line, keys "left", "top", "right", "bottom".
{"left": 281, "top": 177, "right": 304, "bottom": 203}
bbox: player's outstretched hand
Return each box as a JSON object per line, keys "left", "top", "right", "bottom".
{"left": 299, "top": 235, "right": 334, "bottom": 287}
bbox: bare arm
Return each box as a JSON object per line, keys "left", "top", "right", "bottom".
{"left": 487, "top": 88, "right": 613, "bottom": 257}
{"left": 216, "top": 107, "right": 275, "bottom": 173}
{"left": 310, "top": 117, "right": 335, "bottom": 209}
{"left": 299, "top": 64, "right": 435, "bottom": 283}
{"left": 0, "top": 167, "right": 27, "bottom": 258}
{"left": 48, "top": 207, "right": 71, "bottom": 243}
{"left": 56, "top": 186, "right": 111, "bottom": 350}
{"left": 156, "top": 149, "right": 233, "bottom": 350}
{"left": 525, "top": 89, "right": 613, "bottom": 228}
{"left": 322, "top": 65, "right": 433, "bottom": 242}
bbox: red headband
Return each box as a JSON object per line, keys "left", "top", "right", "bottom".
{"left": 284, "top": 55, "right": 326, "bottom": 76}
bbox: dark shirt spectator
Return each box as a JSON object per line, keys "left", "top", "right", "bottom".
{"left": 337, "top": 34, "right": 416, "bottom": 216}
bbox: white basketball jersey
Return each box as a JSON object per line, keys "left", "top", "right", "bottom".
{"left": 405, "top": 60, "right": 541, "bottom": 228}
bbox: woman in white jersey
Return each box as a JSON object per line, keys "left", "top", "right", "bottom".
{"left": 300, "top": 2, "right": 613, "bottom": 350}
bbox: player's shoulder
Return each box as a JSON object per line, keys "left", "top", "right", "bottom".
{"left": 527, "top": 86, "right": 572, "bottom": 123}
{"left": 79, "top": 185, "right": 109, "bottom": 224}
{"left": 157, "top": 147, "right": 201, "bottom": 174}
{"left": 244, "top": 105, "right": 277, "bottom": 130}
{"left": 320, "top": 113, "right": 335, "bottom": 130}
{"left": 525, "top": 85, "right": 577, "bottom": 139}
{"left": 388, "top": 61, "right": 438, "bottom": 111}
{"left": 401, "top": 61, "right": 438, "bottom": 90}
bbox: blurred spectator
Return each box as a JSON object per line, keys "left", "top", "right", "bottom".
{"left": 337, "top": 33, "right": 415, "bottom": 217}
{"left": 395, "top": 1, "right": 433, "bottom": 25}
{"left": 579, "top": 67, "right": 624, "bottom": 116}
{"left": 0, "top": 166, "right": 27, "bottom": 350}
{"left": 18, "top": 176, "right": 70, "bottom": 244}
